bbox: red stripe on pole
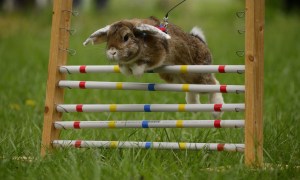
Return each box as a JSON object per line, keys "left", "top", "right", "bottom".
{"left": 218, "top": 65, "right": 225, "bottom": 73}
{"left": 214, "top": 104, "right": 222, "bottom": 112}
{"left": 75, "top": 140, "right": 82, "bottom": 148}
{"left": 76, "top": 104, "right": 83, "bottom": 112}
{"left": 214, "top": 120, "right": 221, "bottom": 128}
{"left": 79, "top": 81, "right": 86, "bottom": 89}
{"left": 73, "top": 121, "right": 80, "bottom": 129}
{"left": 220, "top": 85, "right": 227, "bottom": 93}
{"left": 217, "top": 144, "right": 225, "bottom": 151}
{"left": 79, "top": 66, "right": 86, "bottom": 73}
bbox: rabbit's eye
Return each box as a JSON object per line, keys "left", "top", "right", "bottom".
{"left": 123, "top": 34, "right": 129, "bottom": 42}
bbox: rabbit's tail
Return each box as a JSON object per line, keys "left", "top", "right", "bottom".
{"left": 190, "top": 27, "right": 207, "bottom": 44}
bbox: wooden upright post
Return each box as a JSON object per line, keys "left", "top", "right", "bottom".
{"left": 41, "top": 0, "right": 73, "bottom": 156}
{"left": 245, "top": 0, "right": 264, "bottom": 166}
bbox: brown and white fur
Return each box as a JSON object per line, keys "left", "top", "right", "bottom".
{"left": 83, "top": 16, "right": 224, "bottom": 118}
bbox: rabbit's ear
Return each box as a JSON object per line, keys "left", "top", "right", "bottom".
{"left": 134, "top": 24, "right": 171, "bottom": 40}
{"left": 83, "top": 25, "right": 110, "bottom": 46}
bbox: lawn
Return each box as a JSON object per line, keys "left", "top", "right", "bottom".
{"left": 0, "top": 0, "right": 299, "bottom": 179}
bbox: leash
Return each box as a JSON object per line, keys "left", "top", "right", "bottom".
{"left": 159, "top": 0, "right": 187, "bottom": 33}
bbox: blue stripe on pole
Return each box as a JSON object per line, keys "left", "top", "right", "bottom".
{"left": 145, "top": 142, "right": 152, "bottom": 149}
{"left": 142, "top": 120, "right": 149, "bottom": 128}
{"left": 148, "top": 84, "right": 155, "bottom": 91}
{"left": 144, "top": 104, "right": 151, "bottom": 112}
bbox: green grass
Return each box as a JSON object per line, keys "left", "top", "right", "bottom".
{"left": 0, "top": 0, "right": 300, "bottom": 179}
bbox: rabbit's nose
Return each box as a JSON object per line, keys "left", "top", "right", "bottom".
{"left": 108, "top": 49, "right": 117, "bottom": 56}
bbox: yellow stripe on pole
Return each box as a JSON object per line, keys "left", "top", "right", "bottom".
{"left": 176, "top": 120, "right": 184, "bottom": 128}
{"left": 114, "top": 65, "right": 120, "bottom": 73}
{"left": 109, "top": 104, "right": 117, "bottom": 112}
{"left": 178, "top": 104, "right": 186, "bottom": 112}
{"left": 110, "top": 141, "right": 118, "bottom": 148}
{"left": 182, "top": 84, "right": 189, "bottom": 92}
{"left": 179, "top": 142, "right": 187, "bottom": 149}
{"left": 116, "top": 82, "right": 123, "bottom": 90}
{"left": 108, "top": 121, "right": 116, "bottom": 128}
{"left": 180, "top": 65, "right": 188, "bottom": 73}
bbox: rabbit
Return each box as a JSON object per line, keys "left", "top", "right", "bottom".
{"left": 83, "top": 16, "right": 224, "bottom": 118}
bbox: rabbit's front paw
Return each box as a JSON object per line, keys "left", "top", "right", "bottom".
{"left": 119, "top": 64, "right": 132, "bottom": 76}
{"left": 131, "top": 63, "right": 146, "bottom": 77}
{"left": 119, "top": 63, "right": 146, "bottom": 77}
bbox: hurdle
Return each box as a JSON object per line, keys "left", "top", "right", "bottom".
{"left": 58, "top": 80, "right": 245, "bottom": 93}
{"left": 52, "top": 140, "right": 245, "bottom": 152}
{"left": 54, "top": 120, "right": 245, "bottom": 129}
{"left": 59, "top": 65, "right": 245, "bottom": 74}
{"left": 41, "top": 0, "right": 264, "bottom": 167}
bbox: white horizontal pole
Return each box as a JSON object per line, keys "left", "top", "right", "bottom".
{"left": 53, "top": 140, "right": 245, "bottom": 152}
{"left": 59, "top": 65, "right": 245, "bottom": 74}
{"left": 58, "top": 81, "right": 245, "bottom": 93}
{"left": 56, "top": 104, "right": 245, "bottom": 113}
{"left": 54, "top": 120, "right": 245, "bottom": 129}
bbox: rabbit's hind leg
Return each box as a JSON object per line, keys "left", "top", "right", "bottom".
{"left": 185, "top": 92, "right": 200, "bottom": 104}
{"left": 209, "top": 76, "right": 224, "bottom": 119}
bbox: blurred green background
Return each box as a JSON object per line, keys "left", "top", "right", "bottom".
{"left": 0, "top": 0, "right": 299, "bottom": 179}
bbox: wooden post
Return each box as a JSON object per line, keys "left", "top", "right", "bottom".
{"left": 245, "top": 0, "right": 264, "bottom": 166}
{"left": 41, "top": 0, "right": 73, "bottom": 156}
